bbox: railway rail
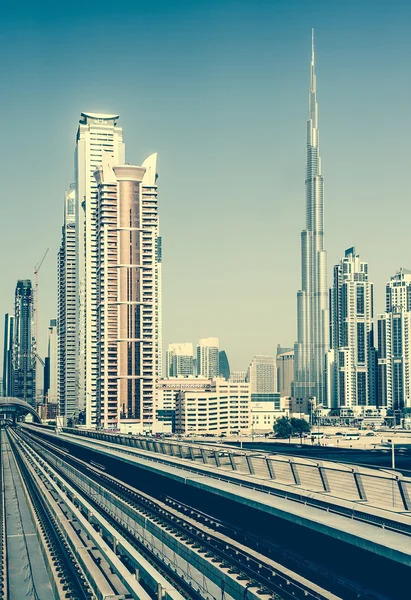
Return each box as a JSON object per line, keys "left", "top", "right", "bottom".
{"left": 16, "top": 426, "right": 394, "bottom": 600}
{"left": 3, "top": 427, "right": 173, "bottom": 600}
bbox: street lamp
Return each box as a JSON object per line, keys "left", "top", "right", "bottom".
{"left": 388, "top": 438, "right": 395, "bottom": 470}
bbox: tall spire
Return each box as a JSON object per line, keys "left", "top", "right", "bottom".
{"left": 293, "top": 30, "right": 329, "bottom": 407}
{"left": 308, "top": 28, "right": 318, "bottom": 142}
{"left": 311, "top": 28, "right": 315, "bottom": 66}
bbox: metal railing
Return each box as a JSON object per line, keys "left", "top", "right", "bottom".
{"left": 61, "top": 428, "right": 411, "bottom": 514}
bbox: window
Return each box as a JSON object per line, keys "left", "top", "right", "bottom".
{"left": 356, "top": 286, "right": 365, "bottom": 316}
{"left": 393, "top": 315, "right": 402, "bottom": 358}
{"left": 357, "top": 372, "right": 367, "bottom": 406}
{"left": 357, "top": 322, "right": 365, "bottom": 363}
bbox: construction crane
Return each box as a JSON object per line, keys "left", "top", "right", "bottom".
{"left": 33, "top": 248, "right": 49, "bottom": 379}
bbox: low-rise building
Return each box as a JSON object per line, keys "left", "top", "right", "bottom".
{"left": 158, "top": 378, "right": 250, "bottom": 435}
{"left": 251, "top": 393, "right": 285, "bottom": 432}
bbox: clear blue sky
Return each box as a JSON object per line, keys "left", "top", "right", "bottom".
{"left": 0, "top": 0, "right": 410, "bottom": 371}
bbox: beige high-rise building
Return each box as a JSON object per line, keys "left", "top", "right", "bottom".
{"left": 247, "top": 355, "right": 277, "bottom": 393}
{"left": 197, "top": 337, "right": 219, "bottom": 378}
{"left": 95, "top": 153, "right": 160, "bottom": 431}
{"left": 75, "top": 113, "right": 125, "bottom": 427}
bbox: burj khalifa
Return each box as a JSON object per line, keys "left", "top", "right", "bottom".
{"left": 293, "top": 31, "right": 329, "bottom": 406}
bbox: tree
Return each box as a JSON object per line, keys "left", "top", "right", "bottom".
{"left": 290, "top": 417, "right": 311, "bottom": 442}
{"left": 273, "top": 416, "right": 311, "bottom": 441}
{"left": 274, "top": 417, "right": 293, "bottom": 439}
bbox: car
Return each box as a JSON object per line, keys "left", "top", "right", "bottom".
{"left": 365, "top": 431, "right": 376, "bottom": 436}
{"left": 335, "top": 432, "right": 344, "bottom": 436}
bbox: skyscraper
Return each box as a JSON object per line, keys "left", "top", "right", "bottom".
{"left": 377, "top": 269, "right": 411, "bottom": 410}
{"left": 95, "top": 153, "right": 160, "bottom": 430}
{"left": 165, "top": 343, "right": 194, "bottom": 377}
{"left": 75, "top": 113, "right": 125, "bottom": 427}
{"left": 197, "top": 338, "right": 219, "bottom": 378}
{"left": 58, "top": 186, "right": 77, "bottom": 418}
{"left": 2, "top": 314, "right": 14, "bottom": 397}
{"left": 44, "top": 319, "right": 58, "bottom": 404}
{"left": 12, "top": 280, "right": 36, "bottom": 408}
{"left": 293, "top": 31, "right": 329, "bottom": 406}
{"left": 330, "top": 248, "right": 376, "bottom": 410}
{"left": 156, "top": 236, "right": 163, "bottom": 378}
{"left": 247, "top": 355, "right": 277, "bottom": 393}
{"left": 218, "top": 351, "right": 231, "bottom": 380}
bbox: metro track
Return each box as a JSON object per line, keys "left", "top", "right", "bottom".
{"left": 1, "top": 428, "right": 92, "bottom": 600}
{"left": 41, "top": 426, "right": 411, "bottom": 538}
{"left": 15, "top": 429, "right": 292, "bottom": 600}
{"left": 16, "top": 426, "right": 396, "bottom": 600}
{"left": 3, "top": 427, "right": 162, "bottom": 600}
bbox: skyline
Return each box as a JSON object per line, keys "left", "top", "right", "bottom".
{"left": 1, "top": 1, "right": 411, "bottom": 371}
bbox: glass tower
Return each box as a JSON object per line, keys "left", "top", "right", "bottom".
{"left": 12, "top": 280, "right": 36, "bottom": 408}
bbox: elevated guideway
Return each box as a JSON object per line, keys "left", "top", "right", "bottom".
{"left": 14, "top": 426, "right": 339, "bottom": 600}
{"left": 20, "top": 424, "right": 411, "bottom": 600}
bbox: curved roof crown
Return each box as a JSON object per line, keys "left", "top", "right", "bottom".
{"left": 80, "top": 112, "right": 119, "bottom": 124}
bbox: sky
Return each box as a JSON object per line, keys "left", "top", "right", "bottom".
{"left": 0, "top": 0, "right": 410, "bottom": 372}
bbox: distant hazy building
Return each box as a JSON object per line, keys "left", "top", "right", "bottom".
{"left": 276, "top": 345, "right": 293, "bottom": 356}
{"left": 330, "top": 248, "right": 376, "bottom": 410}
{"left": 377, "top": 269, "right": 411, "bottom": 410}
{"left": 75, "top": 112, "right": 125, "bottom": 427}
{"left": 165, "top": 343, "right": 194, "bottom": 377}
{"left": 44, "top": 320, "right": 58, "bottom": 405}
{"left": 218, "top": 351, "right": 230, "bottom": 380}
{"left": 57, "top": 187, "right": 77, "bottom": 419}
{"left": 2, "top": 314, "right": 14, "bottom": 397}
{"left": 197, "top": 338, "right": 219, "bottom": 378}
{"left": 385, "top": 268, "right": 411, "bottom": 312}
{"left": 276, "top": 350, "right": 294, "bottom": 396}
{"left": 12, "top": 280, "right": 36, "bottom": 408}
{"left": 247, "top": 356, "right": 277, "bottom": 394}
{"left": 95, "top": 154, "right": 160, "bottom": 430}
{"left": 229, "top": 371, "right": 247, "bottom": 384}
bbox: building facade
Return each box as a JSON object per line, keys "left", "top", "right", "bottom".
{"left": 377, "top": 269, "right": 411, "bottom": 410}
{"left": 197, "top": 338, "right": 219, "bottom": 378}
{"left": 58, "top": 187, "right": 77, "bottom": 419}
{"left": 247, "top": 355, "right": 277, "bottom": 393}
{"left": 276, "top": 350, "right": 294, "bottom": 396}
{"left": 330, "top": 248, "right": 376, "bottom": 410}
{"left": 2, "top": 314, "right": 14, "bottom": 397}
{"left": 156, "top": 236, "right": 163, "bottom": 378}
{"left": 174, "top": 378, "right": 251, "bottom": 436}
{"left": 12, "top": 280, "right": 36, "bottom": 408}
{"left": 229, "top": 371, "right": 247, "bottom": 383}
{"left": 293, "top": 32, "right": 329, "bottom": 406}
{"left": 165, "top": 343, "right": 194, "bottom": 377}
{"left": 75, "top": 113, "right": 125, "bottom": 427}
{"left": 251, "top": 393, "right": 282, "bottom": 432}
{"left": 95, "top": 154, "right": 160, "bottom": 430}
